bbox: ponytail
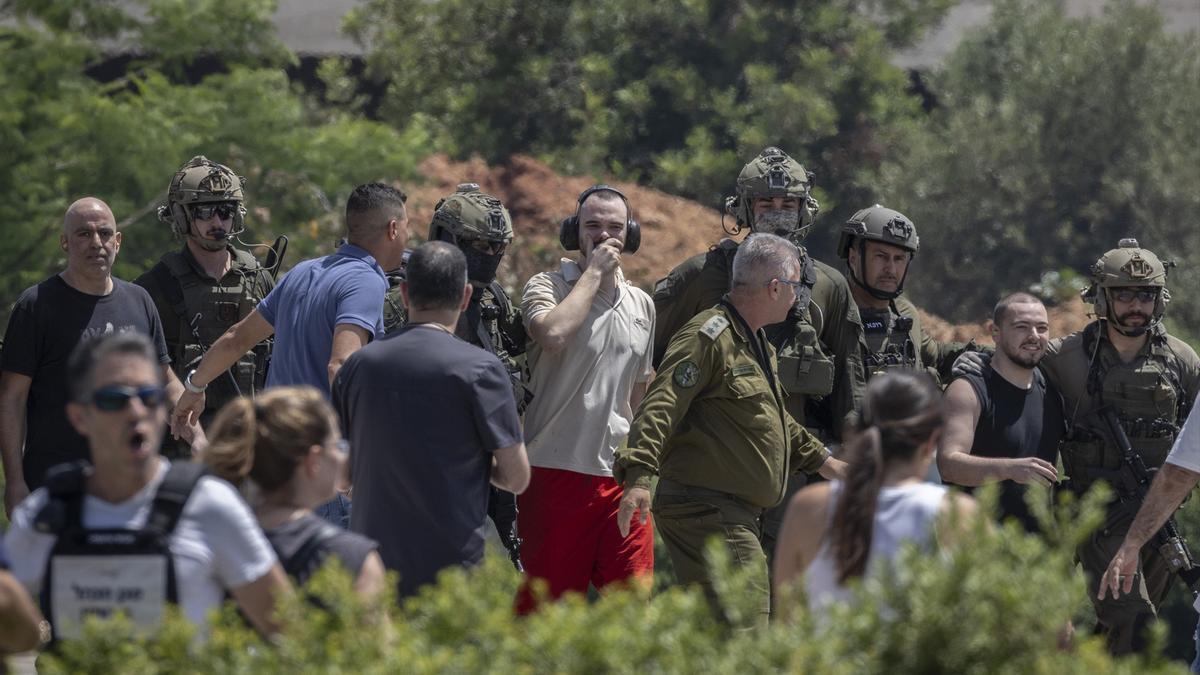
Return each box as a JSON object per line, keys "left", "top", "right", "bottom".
{"left": 200, "top": 397, "right": 258, "bottom": 486}
{"left": 831, "top": 426, "right": 886, "bottom": 583}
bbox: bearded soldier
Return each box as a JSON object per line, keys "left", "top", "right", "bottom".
{"left": 135, "top": 156, "right": 275, "bottom": 453}
{"left": 652, "top": 147, "right": 864, "bottom": 559}
{"left": 386, "top": 184, "right": 528, "bottom": 568}
{"left": 1048, "top": 239, "right": 1200, "bottom": 654}
{"left": 837, "top": 205, "right": 976, "bottom": 385}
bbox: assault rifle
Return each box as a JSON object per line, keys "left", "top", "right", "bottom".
{"left": 488, "top": 487, "right": 523, "bottom": 571}
{"left": 1099, "top": 405, "right": 1200, "bottom": 591}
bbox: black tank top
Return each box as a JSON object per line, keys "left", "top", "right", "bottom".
{"left": 264, "top": 513, "right": 378, "bottom": 586}
{"left": 959, "top": 366, "right": 1066, "bottom": 532}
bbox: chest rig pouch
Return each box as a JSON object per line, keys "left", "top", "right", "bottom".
{"left": 769, "top": 249, "right": 833, "bottom": 397}
{"left": 156, "top": 250, "right": 271, "bottom": 406}
{"left": 862, "top": 307, "right": 917, "bottom": 380}
{"left": 463, "top": 282, "right": 533, "bottom": 414}
{"left": 34, "top": 461, "right": 207, "bottom": 642}
{"left": 1064, "top": 326, "right": 1184, "bottom": 490}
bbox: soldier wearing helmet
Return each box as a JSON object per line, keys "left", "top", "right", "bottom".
{"left": 1036, "top": 238, "right": 1200, "bottom": 655}
{"left": 384, "top": 184, "right": 528, "bottom": 568}
{"left": 838, "top": 204, "right": 976, "bottom": 384}
{"left": 135, "top": 156, "right": 275, "bottom": 453}
{"left": 651, "top": 147, "right": 867, "bottom": 561}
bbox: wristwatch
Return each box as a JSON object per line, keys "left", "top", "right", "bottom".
{"left": 184, "top": 369, "right": 208, "bottom": 394}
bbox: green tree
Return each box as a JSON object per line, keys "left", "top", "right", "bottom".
{"left": 878, "top": 0, "right": 1200, "bottom": 337}
{"left": 0, "top": 0, "right": 426, "bottom": 330}
{"left": 346, "top": 0, "right": 957, "bottom": 254}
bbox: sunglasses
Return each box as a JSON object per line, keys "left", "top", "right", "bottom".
{"left": 774, "top": 278, "right": 805, "bottom": 291}
{"left": 88, "top": 385, "right": 167, "bottom": 412}
{"left": 1111, "top": 288, "right": 1159, "bottom": 304}
{"left": 465, "top": 238, "right": 508, "bottom": 255}
{"left": 191, "top": 202, "right": 238, "bottom": 221}
{"left": 328, "top": 439, "right": 350, "bottom": 457}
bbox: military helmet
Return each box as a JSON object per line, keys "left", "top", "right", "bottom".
{"left": 724, "top": 146, "right": 820, "bottom": 240}
{"left": 837, "top": 205, "right": 919, "bottom": 258}
{"left": 1083, "top": 238, "right": 1171, "bottom": 336}
{"left": 428, "top": 183, "right": 513, "bottom": 246}
{"left": 837, "top": 204, "right": 918, "bottom": 301}
{"left": 158, "top": 156, "right": 247, "bottom": 238}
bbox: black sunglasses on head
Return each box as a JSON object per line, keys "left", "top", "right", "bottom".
{"left": 191, "top": 202, "right": 238, "bottom": 221}
{"left": 88, "top": 385, "right": 167, "bottom": 412}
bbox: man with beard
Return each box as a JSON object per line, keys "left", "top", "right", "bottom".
{"left": 938, "top": 293, "right": 1065, "bottom": 531}
{"left": 838, "top": 205, "right": 977, "bottom": 385}
{"left": 652, "top": 147, "right": 864, "bottom": 560}
{"left": 1, "top": 198, "right": 192, "bottom": 518}
{"left": 955, "top": 239, "right": 1200, "bottom": 655}
{"left": 135, "top": 157, "right": 276, "bottom": 456}
{"left": 389, "top": 184, "right": 528, "bottom": 567}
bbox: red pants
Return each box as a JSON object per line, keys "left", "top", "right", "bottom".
{"left": 515, "top": 466, "right": 653, "bottom": 613}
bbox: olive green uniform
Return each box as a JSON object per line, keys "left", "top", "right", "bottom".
{"left": 1041, "top": 321, "right": 1200, "bottom": 653}
{"left": 859, "top": 295, "right": 974, "bottom": 386}
{"left": 616, "top": 301, "right": 829, "bottom": 627}
{"left": 135, "top": 245, "right": 274, "bottom": 449}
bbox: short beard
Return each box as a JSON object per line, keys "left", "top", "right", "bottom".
{"left": 752, "top": 210, "right": 799, "bottom": 237}
{"left": 1002, "top": 342, "right": 1044, "bottom": 369}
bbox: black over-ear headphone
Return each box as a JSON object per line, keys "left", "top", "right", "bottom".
{"left": 559, "top": 184, "right": 641, "bottom": 253}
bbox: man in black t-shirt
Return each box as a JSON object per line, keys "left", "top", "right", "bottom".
{"left": 1, "top": 198, "right": 192, "bottom": 518}
{"left": 938, "top": 293, "right": 1066, "bottom": 531}
{"left": 332, "top": 242, "right": 529, "bottom": 598}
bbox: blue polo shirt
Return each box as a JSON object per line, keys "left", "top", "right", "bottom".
{"left": 257, "top": 243, "right": 387, "bottom": 396}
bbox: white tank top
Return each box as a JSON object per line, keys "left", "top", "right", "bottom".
{"left": 804, "top": 480, "right": 947, "bottom": 614}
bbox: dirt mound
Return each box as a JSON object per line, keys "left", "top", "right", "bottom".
{"left": 410, "top": 154, "right": 1095, "bottom": 341}
{"left": 410, "top": 154, "right": 725, "bottom": 293}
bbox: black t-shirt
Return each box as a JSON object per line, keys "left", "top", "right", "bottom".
{"left": 264, "top": 513, "right": 378, "bottom": 586}
{"left": 958, "top": 365, "right": 1066, "bottom": 531}
{"left": 333, "top": 324, "right": 523, "bottom": 598}
{"left": 1, "top": 275, "right": 170, "bottom": 487}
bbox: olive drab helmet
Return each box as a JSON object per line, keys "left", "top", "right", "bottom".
{"left": 724, "top": 146, "right": 820, "bottom": 241}
{"left": 428, "top": 183, "right": 514, "bottom": 285}
{"left": 157, "top": 156, "right": 247, "bottom": 243}
{"left": 837, "top": 205, "right": 919, "bottom": 300}
{"left": 1082, "top": 238, "right": 1172, "bottom": 337}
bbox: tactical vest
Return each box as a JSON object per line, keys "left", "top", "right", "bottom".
{"left": 34, "top": 461, "right": 207, "bottom": 642}
{"left": 708, "top": 240, "right": 834, "bottom": 399}
{"left": 1062, "top": 324, "right": 1187, "bottom": 491}
{"left": 152, "top": 248, "right": 271, "bottom": 408}
{"left": 860, "top": 304, "right": 918, "bottom": 380}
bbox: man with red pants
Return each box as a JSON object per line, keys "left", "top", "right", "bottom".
{"left": 516, "top": 185, "right": 654, "bottom": 611}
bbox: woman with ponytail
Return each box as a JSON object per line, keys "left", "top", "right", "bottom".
{"left": 772, "top": 371, "right": 976, "bottom": 617}
{"left": 201, "top": 386, "right": 385, "bottom": 598}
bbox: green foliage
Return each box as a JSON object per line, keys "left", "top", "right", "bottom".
{"left": 31, "top": 486, "right": 1187, "bottom": 673}
{"left": 0, "top": 0, "right": 424, "bottom": 330}
{"left": 346, "top": 0, "right": 956, "bottom": 232}
{"left": 880, "top": 0, "right": 1200, "bottom": 335}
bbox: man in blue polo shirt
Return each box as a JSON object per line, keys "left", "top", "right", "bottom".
{"left": 171, "top": 183, "right": 409, "bottom": 526}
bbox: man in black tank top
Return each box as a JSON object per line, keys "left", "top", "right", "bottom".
{"left": 938, "top": 293, "right": 1066, "bottom": 531}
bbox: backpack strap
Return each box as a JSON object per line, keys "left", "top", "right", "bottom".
{"left": 151, "top": 260, "right": 189, "bottom": 324}
{"left": 283, "top": 520, "right": 340, "bottom": 581}
{"left": 33, "top": 461, "right": 90, "bottom": 535}
{"left": 145, "top": 462, "right": 209, "bottom": 537}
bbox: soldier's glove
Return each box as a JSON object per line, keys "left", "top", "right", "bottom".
{"left": 951, "top": 351, "right": 990, "bottom": 379}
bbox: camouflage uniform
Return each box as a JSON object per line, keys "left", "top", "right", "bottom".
{"left": 652, "top": 148, "right": 864, "bottom": 558}
{"left": 135, "top": 157, "right": 274, "bottom": 455}
{"left": 1041, "top": 239, "right": 1200, "bottom": 655}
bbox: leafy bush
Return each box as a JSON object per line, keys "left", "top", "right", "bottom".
{"left": 32, "top": 486, "right": 1189, "bottom": 673}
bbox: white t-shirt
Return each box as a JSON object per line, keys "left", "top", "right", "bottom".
{"left": 1165, "top": 407, "right": 1200, "bottom": 473}
{"left": 4, "top": 458, "right": 277, "bottom": 632}
{"left": 522, "top": 259, "right": 655, "bottom": 476}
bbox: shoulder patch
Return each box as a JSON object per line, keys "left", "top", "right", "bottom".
{"left": 699, "top": 315, "right": 729, "bottom": 341}
{"left": 673, "top": 360, "right": 701, "bottom": 389}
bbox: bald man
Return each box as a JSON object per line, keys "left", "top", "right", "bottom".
{"left": 1, "top": 198, "right": 189, "bottom": 518}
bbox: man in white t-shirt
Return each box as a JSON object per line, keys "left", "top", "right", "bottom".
{"left": 1099, "top": 404, "right": 1200, "bottom": 671}
{"left": 515, "top": 185, "right": 655, "bottom": 612}
{"left": 4, "top": 332, "right": 288, "bottom": 641}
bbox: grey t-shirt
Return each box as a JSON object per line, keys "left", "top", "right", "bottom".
{"left": 333, "top": 324, "right": 522, "bottom": 597}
